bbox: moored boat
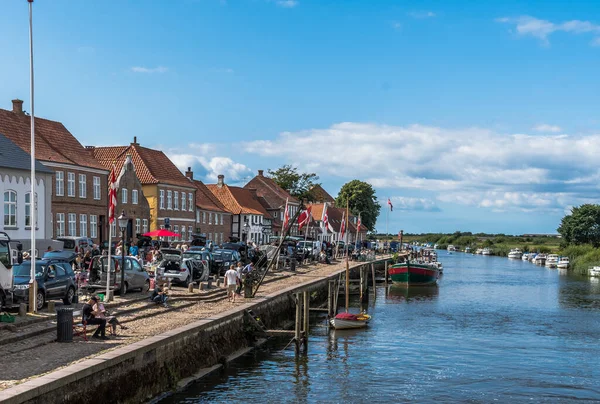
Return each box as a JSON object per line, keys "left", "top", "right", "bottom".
{"left": 557, "top": 257, "right": 569, "bottom": 269}
{"left": 475, "top": 248, "right": 483, "bottom": 255}
{"left": 447, "top": 245, "right": 456, "bottom": 252}
{"left": 389, "top": 261, "right": 440, "bottom": 285}
{"left": 508, "top": 248, "right": 523, "bottom": 259}
{"left": 482, "top": 247, "right": 492, "bottom": 256}
{"left": 589, "top": 266, "right": 600, "bottom": 277}
{"left": 534, "top": 254, "right": 547, "bottom": 265}
{"left": 522, "top": 253, "right": 530, "bottom": 261}
{"left": 464, "top": 246, "right": 471, "bottom": 254}
{"left": 329, "top": 312, "right": 371, "bottom": 330}
{"left": 545, "top": 254, "right": 559, "bottom": 268}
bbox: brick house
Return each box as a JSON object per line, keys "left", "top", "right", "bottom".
{"left": 183, "top": 168, "right": 232, "bottom": 245}
{"left": 0, "top": 99, "right": 109, "bottom": 243}
{"left": 92, "top": 153, "right": 151, "bottom": 241}
{"left": 91, "top": 139, "right": 196, "bottom": 242}
{"left": 309, "top": 184, "right": 335, "bottom": 204}
{"left": 244, "top": 169, "right": 301, "bottom": 237}
{"left": 207, "top": 175, "right": 270, "bottom": 244}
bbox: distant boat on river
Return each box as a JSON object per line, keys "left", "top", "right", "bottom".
{"left": 389, "top": 261, "right": 440, "bottom": 286}
{"left": 508, "top": 248, "right": 523, "bottom": 259}
{"left": 482, "top": 247, "right": 492, "bottom": 256}
{"left": 557, "top": 257, "right": 569, "bottom": 269}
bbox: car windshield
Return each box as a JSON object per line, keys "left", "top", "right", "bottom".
{"left": 13, "top": 262, "right": 45, "bottom": 278}
{"left": 213, "top": 250, "right": 234, "bottom": 261}
{"left": 57, "top": 238, "right": 76, "bottom": 249}
{"left": 183, "top": 251, "right": 202, "bottom": 259}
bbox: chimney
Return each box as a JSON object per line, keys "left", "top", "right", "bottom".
{"left": 217, "top": 174, "right": 224, "bottom": 187}
{"left": 131, "top": 136, "right": 139, "bottom": 146}
{"left": 185, "top": 167, "right": 193, "bottom": 180}
{"left": 12, "top": 99, "right": 24, "bottom": 115}
{"left": 258, "top": 169, "right": 264, "bottom": 176}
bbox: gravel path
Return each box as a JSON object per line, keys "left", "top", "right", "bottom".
{"left": 0, "top": 259, "right": 362, "bottom": 391}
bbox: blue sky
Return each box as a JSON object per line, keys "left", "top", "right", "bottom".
{"left": 2, "top": 0, "right": 600, "bottom": 235}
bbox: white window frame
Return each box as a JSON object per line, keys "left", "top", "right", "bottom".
{"left": 93, "top": 176, "right": 101, "bottom": 200}
{"left": 196, "top": 210, "right": 200, "bottom": 223}
{"left": 56, "top": 171, "right": 64, "bottom": 196}
{"left": 67, "top": 172, "right": 75, "bottom": 197}
{"left": 90, "top": 215, "right": 97, "bottom": 239}
{"left": 208, "top": 212, "right": 212, "bottom": 225}
{"left": 181, "top": 192, "right": 186, "bottom": 211}
{"left": 181, "top": 225, "right": 186, "bottom": 241}
{"left": 167, "top": 190, "right": 172, "bottom": 210}
{"left": 202, "top": 211, "right": 206, "bottom": 224}
{"left": 188, "top": 225, "right": 193, "bottom": 237}
{"left": 136, "top": 218, "right": 141, "bottom": 234}
{"left": 56, "top": 213, "right": 65, "bottom": 237}
{"left": 132, "top": 189, "right": 138, "bottom": 204}
{"left": 220, "top": 213, "right": 223, "bottom": 225}
{"left": 174, "top": 225, "right": 179, "bottom": 241}
{"left": 189, "top": 193, "right": 193, "bottom": 212}
{"left": 122, "top": 188, "right": 128, "bottom": 204}
{"left": 160, "top": 190, "right": 165, "bottom": 209}
{"left": 25, "top": 192, "right": 37, "bottom": 228}
{"left": 68, "top": 213, "right": 76, "bottom": 236}
{"left": 79, "top": 174, "right": 86, "bottom": 198}
{"left": 3, "top": 190, "right": 17, "bottom": 227}
{"left": 111, "top": 221, "right": 116, "bottom": 237}
{"left": 174, "top": 191, "right": 179, "bottom": 210}
{"left": 80, "top": 214, "right": 87, "bottom": 237}
{"left": 142, "top": 219, "right": 149, "bottom": 233}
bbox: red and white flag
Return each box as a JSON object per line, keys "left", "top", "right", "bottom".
{"left": 108, "top": 165, "right": 118, "bottom": 224}
{"left": 388, "top": 198, "right": 393, "bottom": 212}
{"left": 356, "top": 214, "right": 362, "bottom": 233}
{"left": 340, "top": 211, "right": 346, "bottom": 240}
{"left": 282, "top": 198, "right": 290, "bottom": 232}
{"left": 298, "top": 205, "right": 312, "bottom": 231}
{"left": 322, "top": 203, "right": 329, "bottom": 233}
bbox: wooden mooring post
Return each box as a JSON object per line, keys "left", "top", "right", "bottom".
{"left": 328, "top": 280, "right": 335, "bottom": 318}
{"left": 384, "top": 261, "right": 389, "bottom": 284}
{"left": 371, "top": 263, "right": 376, "bottom": 300}
{"left": 294, "top": 292, "right": 302, "bottom": 354}
{"left": 360, "top": 265, "right": 369, "bottom": 303}
{"left": 303, "top": 291, "right": 309, "bottom": 349}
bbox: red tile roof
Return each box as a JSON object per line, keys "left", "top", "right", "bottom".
{"left": 310, "top": 184, "right": 335, "bottom": 203}
{"left": 92, "top": 144, "right": 194, "bottom": 188}
{"left": 0, "top": 106, "right": 106, "bottom": 171}
{"left": 244, "top": 173, "right": 300, "bottom": 209}
{"left": 193, "top": 180, "right": 228, "bottom": 212}
{"left": 206, "top": 184, "right": 270, "bottom": 216}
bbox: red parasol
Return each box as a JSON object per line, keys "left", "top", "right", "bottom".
{"left": 142, "top": 229, "right": 181, "bottom": 238}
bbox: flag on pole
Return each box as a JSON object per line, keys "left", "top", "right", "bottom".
{"left": 108, "top": 165, "right": 118, "bottom": 223}
{"left": 340, "top": 211, "right": 346, "bottom": 240}
{"left": 322, "top": 203, "right": 329, "bottom": 233}
{"left": 282, "top": 198, "right": 290, "bottom": 232}
{"left": 388, "top": 198, "right": 393, "bottom": 212}
{"left": 298, "top": 205, "right": 312, "bottom": 231}
{"left": 357, "top": 214, "right": 361, "bottom": 233}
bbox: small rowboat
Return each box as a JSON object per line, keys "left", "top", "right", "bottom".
{"left": 329, "top": 313, "right": 370, "bottom": 330}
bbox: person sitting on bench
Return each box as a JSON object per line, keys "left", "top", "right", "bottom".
{"left": 82, "top": 296, "right": 108, "bottom": 340}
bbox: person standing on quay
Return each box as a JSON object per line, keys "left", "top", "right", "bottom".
{"left": 224, "top": 265, "right": 240, "bottom": 302}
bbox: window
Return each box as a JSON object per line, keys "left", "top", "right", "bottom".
{"left": 93, "top": 176, "right": 101, "bottom": 200}
{"left": 189, "top": 193, "right": 193, "bottom": 211}
{"left": 174, "top": 191, "right": 179, "bottom": 210}
{"left": 122, "top": 188, "right": 128, "bottom": 204}
{"left": 143, "top": 219, "right": 148, "bottom": 233}
{"left": 159, "top": 190, "right": 165, "bottom": 209}
{"left": 209, "top": 212, "right": 212, "bottom": 225}
{"left": 220, "top": 214, "right": 224, "bottom": 225}
{"left": 188, "top": 226, "right": 193, "bottom": 236}
{"left": 174, "top": 225, "right": 179, "bottom": 241}
{"left": 25, "top": 192, "right": 37, "bottom": 227}
{"left": 90, "top": 215, "right": 97, "bottom": 239}
{"left": 79, "top": 174, "right": 86, "bottom": 198}
{"left": 67, "top": 172, "right": 75, "bottom": 197}
{"left": 80, "top": 214, "right": 87, "bottom": 237}
{"left": 220, "top": 232, "right": 223, "bottom": 244}
{"left": 56, "top": 171, "right": 64, "bottom": 196}
{"left": 132, "top": 189, "right": 138, "bottom": 204}
{"left": 167, "top": 191, "right": 172, "bottom": 210}
{"left": 68, "top": 213, "right": 76, "bottom": 236}
{"left": 56, "top": 213, "right": 65, "bottom": 237}
{"left": 181, "top": 192, "right": 186, "bottom": 211}
{"left": 3, "top": 191, "right": 17, "bottom": 227}
{"left": 202, "top": 211, "right": 206, "bottom": 224}
{"left": 196, "top": 210, "right": 200, "bottom": 223}
{"left": 111, "top": 221, "right": 116, "bottom": 236}
{"left": 136, "top": 218, "right": 141, "bottom": 234}
{"left": 181, "top": 225, "right": 186, "bottom": 241}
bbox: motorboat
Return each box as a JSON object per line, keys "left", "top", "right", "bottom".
{"left": 475, "top": 248, "right": 483, "bottom": 255}
{"left": 482, "top": 247, "right": 492, "bottom": 256}
{"left": 589, "top": 266, "right": 600, "bottom": 277}
{"left": 464, "top": 247, "right": 471, "bottom": 254}
{"left": 534, "top": 254, "right": 547, "bottom": 265}
{"left": 447, "top": 245, "right": 456, "bottom": 252}
{"left": 508, "top": 248, "right": 523, "bottom": 259}
{"left": 329, "top": 312, "right": 371, "bottom": 330}
{"left": 528, "top": 253, "right": 537, "bottom": 262}
{"left": 557, "top": 257, "right": 569, "bottom": 269}
{"left": 434, "top": 244, "right": 439, "bottom": 249}
{"left": 545, "top": 254, "right": 559, "bottom": 268}
{"left": 522, "top": 253, "right": 530, "bottom": 261}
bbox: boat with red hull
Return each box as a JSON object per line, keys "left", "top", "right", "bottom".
{"left": 389, "top": 261, "right": 440, "bottom": 285}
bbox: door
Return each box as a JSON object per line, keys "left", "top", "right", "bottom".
{"left": 129, "top": 258, "right": 145, "bottom": 289}
{"left": 45, "top": 264, "right": 66, "bottom": 298}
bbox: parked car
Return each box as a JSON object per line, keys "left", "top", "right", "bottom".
{"left": 42, "top": 250, "right": 78, "bottom": 266}
{"left": 156, "top": 248, "right": 190, "bottom": 286}
{"left": 86, "top": 255, "right": 150, "bottom": 294}
{"left": 212, "top": 249, "right": 242, "bottom": 276}
{"left": 182, "top": 249, "right": 212, "bottom": 281}
{"left": 12, "top": 258, "right": 77, "bottom": 311}
{"left": 56, "top": 237, "right": 94, "bottom": 254}
{"left": 100, "top": 240, "right": 118, "bottom": 255}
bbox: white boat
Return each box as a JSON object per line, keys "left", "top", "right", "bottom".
{"left": 482, "top": 247, "right": 492, "bottom": 256}
{"left": 434, "top": 244, "right": 439, "bottom": 249}
{"left": 475, "top": 248, "right": 483, "bottom": 255}
{"left": 545, "top": 254, "right": 559, "bottom": 268}
{"left": 534, "top": 254, "right": 547, "bottom": 265}
{"left": 329, "top": 313, "right": 371, "bottom": 330}
{"left": 447, "top": 245, "right": 456, "bottom": 252}
{"left": 557, "top": 257, "right": 569, "bottom": 269}
{"left": 508, "top": 248, "right": 523, "bottom": 259}
{"left": 522, "top": 253, "right": 530, "bottom": 261}
{"left": 528, "top": 253, "right": 537, "bottom": 262}
{"left": 464, "top": 247, "right": 471, "bottom": 254}
{"left": 589, "top": 266, "right": 600, "bottom": 277}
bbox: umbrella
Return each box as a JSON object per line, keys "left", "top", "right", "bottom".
{"left": 142, "top": 229, "right": 181, "bottom": 238}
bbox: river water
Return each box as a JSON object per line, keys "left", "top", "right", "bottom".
{"left": 160, "top": 252, "right": 600, "bottom": 403}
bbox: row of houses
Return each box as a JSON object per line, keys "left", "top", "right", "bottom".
{"left": 0, "top": 98, "right": 367, "bottom": 247}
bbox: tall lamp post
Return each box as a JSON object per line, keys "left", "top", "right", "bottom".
{"left": 242, "top": 221, "right": 250, "bottom": 242}
{"left": 118, "top": 211, "right": 128, "bottom": 296}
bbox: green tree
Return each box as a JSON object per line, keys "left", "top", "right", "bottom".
{"left": 558, "top": 204, "right": 600, "bottom": 247}
{"left": 335, "top": 180, "right": 381, "bottom": 232}
{"left": 267, "top": 165, "right": 319, "bottom": 201}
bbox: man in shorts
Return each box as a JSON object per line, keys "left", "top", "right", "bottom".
{"left": 224, "top": 265, "right": 240, "bottom": 302}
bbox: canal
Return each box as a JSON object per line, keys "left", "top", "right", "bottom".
{"left": 160, "top": 252, "right": 600, "bottom": 402}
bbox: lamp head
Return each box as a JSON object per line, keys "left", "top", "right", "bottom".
{"left": 118, "top": 211, "right": 128, "bottom": 231}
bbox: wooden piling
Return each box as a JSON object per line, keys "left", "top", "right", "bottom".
{"left": 371, "top": 263, "right": 376, "bottom": 300}
{"left": 384, "top": 261, "right": 389, "bottom": 284}
{"left": 328, "top": 280, "right": 335, "bottom": 318}
{"left": 303, "top": 291, "right": 309, "bottom": 348}
{"left": 294, "top": 293, "right": 302, "bottom": 354}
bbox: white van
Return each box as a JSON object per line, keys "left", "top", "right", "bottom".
{"left": 56, "top": 237, "right": 94, "bottom": 254}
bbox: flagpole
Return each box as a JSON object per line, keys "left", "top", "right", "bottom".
{"left": 27, "top": 0, "right": 37, "bottom": 313}
{"left": 105, "top": 223, "right": 113, "bottom": 301}
{"left": 345, "top": 200, "right": 349, "bottom": 312}
{"left": 386, "top": 197, "right": 389, "bottom": 241}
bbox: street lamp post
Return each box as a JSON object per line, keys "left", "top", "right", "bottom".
{"left": 118, "top": 211, "right": 128, "bottom": 296}
{"left": 242, "top": 221, "right": 250, "bottom": 242}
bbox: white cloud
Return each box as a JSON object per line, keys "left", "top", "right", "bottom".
{"left": 408, "top": 11, "right": 436, "bottom": 19}
{"left": 274, "top": 0, "right": 298, "bottom": 8}
{"left": 244, "top": 122, "right": 600, "bottom": 213}
{"left": 130, "top": 66, "right": 168, "bottom": 74}
{"left": 387, "top": 197, "right": 441, "bottom": 212}
{"left": 533, "top": 124, "right": 561, "bottom": 133}
{"left": 167, "top": 145, "right": 252, "bottom": 184}
{"left": 496, "top": 15, "right": 600, "bottom": 46}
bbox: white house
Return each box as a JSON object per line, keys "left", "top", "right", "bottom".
{"left": 0, "top": 134, "right": 53, "bottom": 241}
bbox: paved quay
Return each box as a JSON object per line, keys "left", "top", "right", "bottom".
{"left": 0, "top": 258, "right": 384, "bottom": 394}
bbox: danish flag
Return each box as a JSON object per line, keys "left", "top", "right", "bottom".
{"left": 282, "top": 198, "right": 290, "bottom": 232}
{"left": 298, "top": 205, "right": 312, "bottom": 231}
{"left": 108, "top": 165, "right": 118, "bottom": 224}
{"left": 340, "top": 211, "right": 346, "bottom": 240}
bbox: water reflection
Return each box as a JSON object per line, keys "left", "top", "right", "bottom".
{"left": 386, "top": 284, "right": 439, "bottom": 302}
{"left": 558, "top": 272, "right": 600, "bottom": 310}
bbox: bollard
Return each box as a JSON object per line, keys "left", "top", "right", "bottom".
{"left": 56, "top": 308, "right": 74, "bottom": 342}
{"left": 217, "top": 277, "right": 222, "bottom": 287}
{"left": 19, "top": 303, "right": 27, "bottom": 317}
{"left": 188, "top": 283, "right": 194, "bottom": 293}
{"left": 200, "top": 282, "right": 206, "bottom": 291}
{"left": 47, "top": 301, "right": 55, "bottom": 313}
{"left": 207, "top": 277, "right": 213, "bottom": 289}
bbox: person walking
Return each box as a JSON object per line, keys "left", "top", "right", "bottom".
{"left": 235, "top": 261, "right": 244, "bottom": 296}
{"left": 224, "top": 265, "right": 240, "bottom": 303}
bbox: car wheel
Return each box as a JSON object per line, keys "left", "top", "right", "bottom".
{"left": 184, "top": 275, "right": 190, "bottom": 287}
{"left": 120, "top": 282, "right": 128, "bottom": 295}
{"left": 142, "top": 280, "right": 150, "bottom": 293}
{"left": 36, "top": 291, "right": 45, "bottom": 311}
{"left": 63, "top": 287, "right": 75, "bottom": 305}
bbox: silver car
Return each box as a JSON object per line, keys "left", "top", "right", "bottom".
{"left": 87, "top": 256, "right": 150, "bottom": 294}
